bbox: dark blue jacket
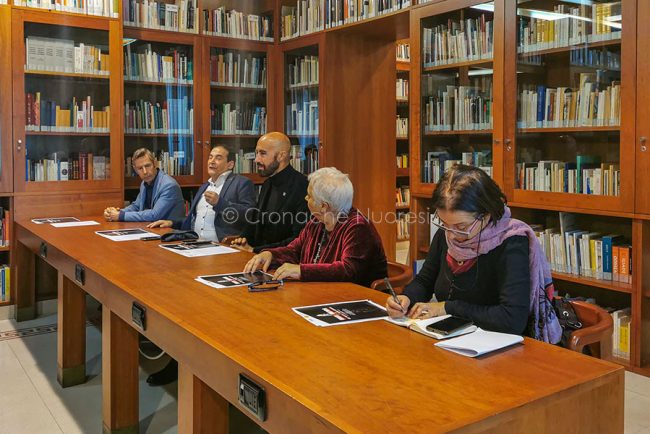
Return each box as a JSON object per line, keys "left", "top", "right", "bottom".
{"left": 176, "top": 172, "right": 256, "bottom": 240}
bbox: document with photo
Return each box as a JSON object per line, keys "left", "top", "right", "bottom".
{"left": 160, "top": 242, "right": 238, "bottom": 257}
{"left": 95, "top": 228, "right": 158, "bottom": 242}
{"left": 196, "top": 270, "right": 273, "bottom": 288}
{"left": 293, "top": 300, "right": 388, "bottom": 327}
{"left": 32, "top": 217, "right": 80, "bottom": 224}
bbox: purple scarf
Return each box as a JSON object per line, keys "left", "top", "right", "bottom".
{"left": 445, "top": 206, "right": 562, "bottom": 344}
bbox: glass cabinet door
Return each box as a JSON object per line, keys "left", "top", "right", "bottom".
{"left": 414, "top": 1, "right": 496, "bottom": 196}
{"left": 13, "top": 13, "right": 121, "bottom": 192}
{"left": 208, "top": 43, "right": 268, "bottom": 185}
{"left": 123, "top": 31, "right": 201, "bottom": 188}
{"left": 284, "top": 45, "right": 319, "bottom": 176}
{"left": 507, "top": 0, "right": 633, "bottom": 212}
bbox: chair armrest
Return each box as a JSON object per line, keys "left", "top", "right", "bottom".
{"left": 568, "top": 315, "right": 613, "bottom": 353}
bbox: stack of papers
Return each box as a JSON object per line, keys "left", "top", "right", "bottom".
{"left": 434, "top": 328, "right": 524, "bottom": 357}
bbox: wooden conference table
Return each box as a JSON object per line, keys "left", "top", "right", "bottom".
{"left": 14, "top": 218, "right": 624, "bottom": 434}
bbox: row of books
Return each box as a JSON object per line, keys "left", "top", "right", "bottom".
{"left": 0, "top": 208, "right": 10, "bottom": 248}
{"left": 202, "top": 8, "right": 273, "bottom": 42}
{"left": 126, "top": 151, "right": 194, "bottom": 177}
{"left": 517, "top": 3, "right": 622, "bottom": 54}
{"left": 516, "top": 159, "right": 620, "bottom": 197}
{"left": 397, "top": 214, "right": 410, "bottom": 241}
{"left": 423, "top": 150, "right": 492, "bottom": 183}
{"left": 26, "top": 153, "right": 109, "bottom": 181}
{"left": 0, "top": 266, "right": 10, "bottom": 303}
{"left": 533, "top": 216, "right": 630, "bottom": 283}
{"left": 17, "top": 0, "right": 117, "bottom": 17}
{"left": 396, "top": 153, "right": 408, "bottom": 169}
{"left": 123, "top": 0, "right": 198, "bottom": 33}
{"left": 423, "top": 84, "right": 493, "bottom": 132}
{"left": 611, "top": 308, "right": 631, "bottom": 360}
{"left": 396, "top": 116, "right": 408, "bottom": 138}
{"left": 288, "top": 55, "right": 319, "bottom": 88}
{"left": 233, "top": 151, "right": 256, "bottom": 174}
{"left": 210, "top": 51, "right": 267, "bottom": 89}
{"left": 422, "top": 14, "right": 493, "bottom": 67}
{"left": 25, "top": 93, "right": 110, "bottom": 133}
{"left": 25, "top": 37, "right": 109, "bottom": 76}
{"left": 396, "top": 43, "right": 410, "bottom": 62}
{"left": 289, "top": 145, "right": 319, "bottom": 175}
{"left": 286, "top": 94, "right": 319, "bottom": 137}
{"left": 518, "top": 77, "right": 621, "bottom": 128}
{"left": 325, "top": 0, "right": 411, "bottom": 29}
{"left": 569, "top": 47, "right": 621, "bottom": 71}
{"left": 210, "top": 104, "right": 267, "bottom": 136}
{"left": 124, "top": 44, "right": 193, "bottom": 84}
{"left": 124, "top": 98, "right": 193, "bottom": 134}
{"left": 396, "top": 186, "right": 410, "bottom": 207}
{"left": 396, "top": 78, "right": 408, "bottom": 100}
{"left": 281, "top": 1, "right": 324, "bottom": 41}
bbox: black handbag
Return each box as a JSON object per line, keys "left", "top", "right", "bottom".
{"left": 553, "top": 297, "right": 583, "bottom": 349}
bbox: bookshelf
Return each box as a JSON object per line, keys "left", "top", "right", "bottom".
{"left": 201, "top": 0, "right": 275, "bottom": 42}
{"left": 280, "top": 0, "right": 324, "bottom": 41}
{"left": 203, "top": 37, "right": 270, "bottom": 184}
{"left": 11, "top": 10, "right": 122, "bottom": 193}
{"left": 122, "top": 28, "right": 203, "bottom": 189}
{"left": 396, "top": 39, "right": 410, "bottom": 264}
{"left": 281, "top": 36, "right": 320, "bottom": 176}
{"left": 409, "top": 0, "right": 650, "bottom": 373}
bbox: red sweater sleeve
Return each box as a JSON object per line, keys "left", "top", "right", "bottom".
{"left": 299, "top": 221, "right": 371, "bottom": 282}
{"left": 263, "top": 223, "right": 308, "bottom": 265}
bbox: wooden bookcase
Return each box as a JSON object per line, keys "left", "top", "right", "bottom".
{"left": 202, "top": 36, "right": 273, "bottom": 185}
{"left": 123, "top": 27, "right": 204, "bottom": 189}
{"left": 11, "top": 9, "right": 123, "bottom": 194}
{"left": 278, "top": 33, "right": 322, "bottom": 176}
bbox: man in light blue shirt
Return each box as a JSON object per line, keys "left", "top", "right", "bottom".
{"left": 104, "top": 148, "right": 185, "bottom": 222}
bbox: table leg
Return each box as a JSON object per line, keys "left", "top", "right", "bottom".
{"left": 14, "top": 241, "right": 35, "bottom": 321}
{"left": 178, "top": 362, "right": 228, "bottom": 434}
{"left": 102, "top": 306, "right": 139, "bottom": 434}
{"left": 57, "top": 273, "right": 86, "bottom": 387}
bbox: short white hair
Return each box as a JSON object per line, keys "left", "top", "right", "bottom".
{"left": 308, "top": 167, "right": 353, "bottom": 215}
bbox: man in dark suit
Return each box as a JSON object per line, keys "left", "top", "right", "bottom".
{"left": 145, "top": 144, "right": 256, "bottom": 386}
{"left": 227, "top": 131, "right": 309, "bottom": 252}
{"left": 149, "top": 145, "right": 256, "bottom": 241}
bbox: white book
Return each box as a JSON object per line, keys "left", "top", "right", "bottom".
{"left": 435, "top": 328, "right": 524, "bottom": 357}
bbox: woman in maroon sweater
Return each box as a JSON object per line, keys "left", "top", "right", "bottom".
{"left": 243, "top": 167, "right": 387, "bottom": 287}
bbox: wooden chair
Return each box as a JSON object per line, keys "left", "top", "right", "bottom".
{"left": 565, "top": 300, "right": 613, "bottom": 358}
{"left": 370, "top": 261, "right": 413, "bottom": 294}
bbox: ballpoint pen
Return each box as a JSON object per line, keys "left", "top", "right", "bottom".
{"left": 384, "top": 277, "right": 406, "bottom": 315}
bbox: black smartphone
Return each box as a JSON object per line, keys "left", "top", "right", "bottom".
{"left": 425, "top": 316, "right": 473, "bottom": 335}
{"left": 140, "top": 236, "right": 161, "bottom": 241}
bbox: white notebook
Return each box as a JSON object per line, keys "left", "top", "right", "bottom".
{"left": 434, "top": 328, "right": 524, "bottom": 357}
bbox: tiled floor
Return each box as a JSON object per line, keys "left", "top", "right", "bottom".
{"left": 0, "top": 310, "right": 649, "bottom": 434}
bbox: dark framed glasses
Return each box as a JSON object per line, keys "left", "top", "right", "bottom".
{"left": 248, "top": 279, "right": 284, "bottom": 292}
{"left": 431, "top": 211, "right": 483, "bottom": 237}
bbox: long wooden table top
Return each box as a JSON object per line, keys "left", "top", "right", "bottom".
{"left": 16, "top": 218, "right": 624, "bottom": 433}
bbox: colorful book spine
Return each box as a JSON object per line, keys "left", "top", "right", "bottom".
{"left": 202, "top": 7, "right": 273, "bottom": 41}
{"left": 123, "top": 0, "right": 199, "bottom": 33}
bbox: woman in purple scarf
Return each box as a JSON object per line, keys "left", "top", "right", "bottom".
{"left": 386, "top": 165, "right": 561, "bottom": 343}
